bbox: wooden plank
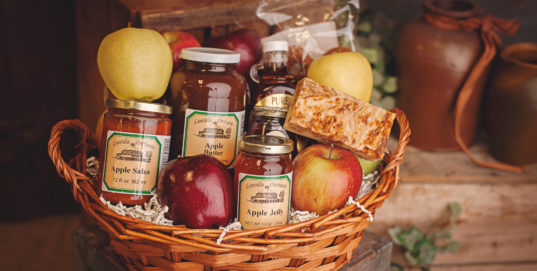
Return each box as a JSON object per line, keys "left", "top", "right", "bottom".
{"left": 370, "top": 182, "right": 537, "bottom": 263}
{"left": 432, "top": 262, "right": 537, "bottom": 271}
{"left": 398, "top": 145, "right": 537, "bottom": 184}
{"left": 120, "top": 0, "right": 335, "bottom": 33}
{"left": 368, "top": 144, "right": 537, "bottom": 266}
{"left": 0, "top": 214, "right": 85, "bottom": 270}
{"left": 340, "top": 231, "right": 392, "bottom": 271}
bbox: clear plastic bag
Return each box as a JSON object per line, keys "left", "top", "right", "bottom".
{"left": 255, "top": 0, "right": 360, "bottom": 78}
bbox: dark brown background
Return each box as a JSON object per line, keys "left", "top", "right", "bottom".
{"left": 1, "top": 0, "right": 536, "bottom": 221}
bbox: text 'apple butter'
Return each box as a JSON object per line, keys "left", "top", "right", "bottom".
{"left": 170, "top": 48, "right": 247, "bottom": 168}
{"left": 234, "top": 135, "right": 294, "bottom": 230}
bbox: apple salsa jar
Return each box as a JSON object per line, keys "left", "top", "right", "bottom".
{"left": 234, "top": 135, "right": 294, "bottom": 230}
{"left": 97, "top": 99, "right": 172, "bottom": 205}
{"left": 171, "top": 48, "right": 247, "bottom": 168}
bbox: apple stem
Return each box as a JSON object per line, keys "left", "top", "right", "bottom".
{"left": 328, "top": 144, "right": 334, "bottom": 159}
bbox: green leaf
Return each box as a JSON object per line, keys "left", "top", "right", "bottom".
{"left": 360, "top": 47, "right": 379, "bottom": 64}
{"left": 382, "top": 76, "right": 397, "bottom": 93}
{"left": 444, "top": 241, "right": 462, "bottom": 253}
{"left": 379, "top": 96, "right": 395, "bottom": 110}
{"left": 404, "top": 250, "right": 419, "bottom": 266}
{"left": 415, "top": 238, "right": 437, "bottom": 264}
{"left": 358, "top": 20, "right": 372, "bottom": 33}
{"left": 387, "top": 226, "right": 404, "bottom": 245}
{"left": 432, "top": 228, "right": 452, "bottom": 241}
{"left": 448, "top": 202, "right": 462, "bottom": 218}
{"left": 390, "top": 263, "right": 404, "bottom": 271}
{"left": 373, "top": 69, "right": 385, "bottom": 87}
{"left": 373, "top": 63, "right": 385, "bottom": 73}
{"left": 397, "top": 227, "right": 425, "bottom": 252}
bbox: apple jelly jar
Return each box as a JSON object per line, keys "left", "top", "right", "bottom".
{"left": 171, "top": 48, "right": 247, "bottom": 168}
{"left": 234, "top": 135, "right": 294, "bottom": 230}
{"left": 97, "top": 99, "right": 172, "bottom": 205}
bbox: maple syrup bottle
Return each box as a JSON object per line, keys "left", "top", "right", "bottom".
{"left": 250, "top": 40, "right": 296, "bottom": 115}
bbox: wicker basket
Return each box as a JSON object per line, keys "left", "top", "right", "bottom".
{"left": 48, "top": 108, "right": 410, "bottom": 271}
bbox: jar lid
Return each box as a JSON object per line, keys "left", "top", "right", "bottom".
{"left": 181, "top": 47, "right": 241, "bottom": 64}
{"left": 239, "top": 135, "right": 294, "bottom": 154}
{"left": 106, "top": 99, "right": 172, "bottom": 114}
{"left": 262, "top": 40, "right": 289, "bottom": 53}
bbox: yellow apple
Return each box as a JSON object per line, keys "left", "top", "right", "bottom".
{"left": 307, "top": 52, "right": 373, "bottom": 102}
{"left": 97, "top": 27, "right": 173, "bottom": 101}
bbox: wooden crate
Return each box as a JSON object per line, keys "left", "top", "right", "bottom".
{"left": 369, "top": 144, "right": 537, "bottom": 270}
{"left": 75, "top": 0, "right": 335, "bottom": 130}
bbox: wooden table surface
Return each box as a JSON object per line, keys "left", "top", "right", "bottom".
{"left": 370, "top": 143, "right": 537, "bottom": 270}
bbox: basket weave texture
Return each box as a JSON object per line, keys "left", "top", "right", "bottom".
{"left": 48, "top": 108, "right": 410, "bottom": 271}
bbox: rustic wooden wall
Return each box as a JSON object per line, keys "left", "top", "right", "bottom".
{"left": 0, "top": 0, "right": 79, "bottom": 220}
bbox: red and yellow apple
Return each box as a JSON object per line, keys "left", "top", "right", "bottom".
{"left": 161, "top": 31, "right": 201, "bottom": 70}
{"left": 292, "top": 144, "right": 363, "bottom": 215}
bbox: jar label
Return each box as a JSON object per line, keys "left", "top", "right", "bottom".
{"left": 101, "top": 131, "right": 170, "bottom": 195}
{"left": 182, "top": 109, "right": 244, "bottom": 167}
{"left": 254, "top": 93, "right": 293, "bottom": 112}
{"left": 237, "top": 172, "right": 292, "bottom": 230}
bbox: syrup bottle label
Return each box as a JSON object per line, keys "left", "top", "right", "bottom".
{"left": 101, "top": 131, "right": 171, "bottom": 195}
{"left": 254, "top": 93, "right": 293, "bottom": 112}
{"left": 237, "top": 172, "right": 292, "bottom": 230}
{"left": 182, "top": 109, "right": 245, "bottom": 167}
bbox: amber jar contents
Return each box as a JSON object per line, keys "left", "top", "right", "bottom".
{"left": 396, "top": 0, "right": 484, "bottom": 151}
{"left": 97, "top": 99, "right": 172, "bottom": 205}
{"left": 486, "top": 43, "right": 537, "bottom": 165}
{"left": 171, "top": 48, "right": 247, "bottom": 168}
{"left": 234, "top": 135, "right": 293, "bottom": 230}
{"left": 250, "top": 41, "right": 296, "bottom": 115}
{"left": 247, "top": 110, "right": 298, "bottom": 158}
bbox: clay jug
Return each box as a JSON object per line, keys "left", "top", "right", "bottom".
{"left": 486, "top": 43, "right": 537, "bottom": 165}
{"left": 396, "top": 0, "right": 486, "bottom": 151}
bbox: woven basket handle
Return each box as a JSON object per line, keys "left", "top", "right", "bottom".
{"left": 48, "top": 119, "right": 94, "bottom": 200}
{"left": 383, "top": 108, "right": 411, "bottom": 177}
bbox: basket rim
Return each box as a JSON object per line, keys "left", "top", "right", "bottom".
{"left": 47, "top": 108, "right": 411, "bottom": 254}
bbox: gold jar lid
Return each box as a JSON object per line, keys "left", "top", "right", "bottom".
{"left": 253, "top": 109, "right": 288, "bottom": 118}
{"left": 239, "top": 135, "right": 294, "bottom": 154}
{"left": 106, "top": 99, "right": 172, "bottom": 114}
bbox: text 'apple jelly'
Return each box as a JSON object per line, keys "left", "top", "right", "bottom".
{"left": 234, "top": 135, "right": 294, "bottom": 230}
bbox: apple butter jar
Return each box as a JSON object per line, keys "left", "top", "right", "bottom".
{"left": 97, "top": 99, "right": 172, "bottom": 205}
{"left": 171, "top": 48, "right": 247, "bottom": 168}
{"left": 234, "top": 135, "right": 294, "bottom": 230}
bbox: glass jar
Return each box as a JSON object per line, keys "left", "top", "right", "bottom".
{"left": 234, "top": 135, "right": 294, "bottom": 230}
{"left": 97, "top": 99, "right": 172, "bottom": 205}
{"left": 170, "top": 47, "right": 247, "bottom": 168}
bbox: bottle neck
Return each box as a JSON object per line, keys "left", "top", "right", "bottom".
{"left": 183, "top": 59, "right": 235, "bottom": 73}
{"left": 262, "top": 51, "right": 289, "bottom": 76}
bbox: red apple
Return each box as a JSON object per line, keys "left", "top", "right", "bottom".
{"left": 157, "top": 155, "right": 233, "bottom": 228}
{"left": 203, "top": 29, "right": 262, "bottom": 76}
{"left": 161, "top": 31, "right": 201, "bottom": 70}
{"left": 292, "top": 144, "right": 362, "bottom": 215}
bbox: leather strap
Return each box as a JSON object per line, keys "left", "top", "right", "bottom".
{"left": 424, "top": 12, "right": 522, "bottom": 172}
